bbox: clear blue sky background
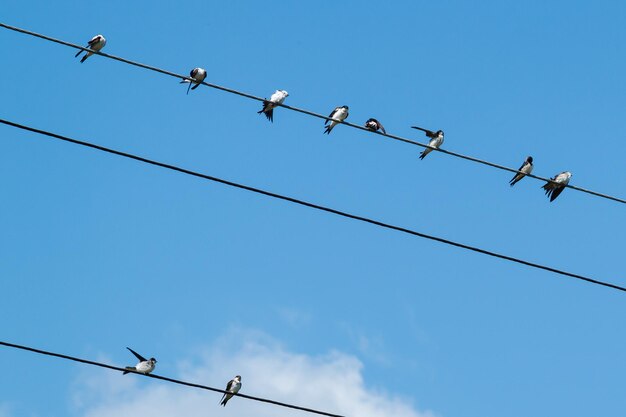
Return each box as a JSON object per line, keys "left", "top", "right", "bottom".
{"left": 2, "top": 1, "right": 626, "bottom": 416}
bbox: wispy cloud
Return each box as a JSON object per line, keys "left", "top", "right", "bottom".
{"left": 71, "top": 329, "right": 436, "bottom": 417}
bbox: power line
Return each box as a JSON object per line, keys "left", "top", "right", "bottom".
{"left": 1, "top": 22, "right": 625, "bottom": 206}
{"left": 1, "top": 118, "right": 624, "bottom": 293}
{"left": 0, "top": 341, "right": 344, "bottom": 417}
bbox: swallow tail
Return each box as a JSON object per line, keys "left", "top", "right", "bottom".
{"left": 74, "top": 49, "right": 84, "bottom": 58}
{"left": 324, "top": 124, "right": 334, "bottom": 134}
{"left": 123, "top": 367, "right": 135, "bottom": 375}
{"left": 509, "top": 174, "right": 522, "bottom": 187}
{"left": 549, "top": 187, "right": 565, "bottom": 202}
{"left": 191, "top": 82, "right": 201, "bottom": 91}
{"left": 80, "top": 52, "right": 91, "bottom": 63}
{"left": 419, "top": 149, "right": 430, "bottom": 160}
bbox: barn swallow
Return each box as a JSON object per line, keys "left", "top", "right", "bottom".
{"left": 180, "top": 67, "right": 207, "bottom": 94}
{"left": 220, "top": 375, "right": 242, "bottom": 406}
{"left": 364, "top": 118, "right": 386, "bottom": 134}
{"left": 258, "top": 90, "right": 289, "bottom": 122}
{"left": 411, "top": 126, "right": 444, "bottom": 160}
{"left": 123, "top": 347, "right": 157, "bottom": 375}
{"left": 509, "top": 156, "right": 534, "bottom": 186}
{"left": 75, "top": 34, "right": 106, "bottom": 63}
{"left": 324, "top": 106, "right": 349, "bottom": 134}
{"left": 542, "top": 171, "right": 572, "bottom": 202}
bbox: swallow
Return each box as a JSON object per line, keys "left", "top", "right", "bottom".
{"left": 123, "top": 347, "right": 157, "bottom": 375}
{"left": 411, "top": 126, "right": 444, "bottom": 160}
{"left": 75, "top": 34, "right": 106, "bottom": 63}
{"left": 258, "top": 90, "right": 289, "bottom": 122}
{"left": 324, "top": 106, "right": 349, "bottom": 134}
{"left": 220, "top": 375, "right": 242, "bottom": 406}
{"left": 509, "top": 156, "right": 534, "bottom": 187}
{"left": 542, "top": 171, "right": 572, "bottom": 202}
{"left": 364, "top": 118, "right": 386, "bottom": 134}
{"left": 180, "top": 68, "right": 207, "bottom": 94}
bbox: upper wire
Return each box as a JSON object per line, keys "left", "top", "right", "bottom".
{"left": 1, "top": 22, "right": 624, "bottom": 205}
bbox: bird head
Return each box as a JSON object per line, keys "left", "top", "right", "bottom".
{"left": 527, "top": 156, "right": 533, "bottom": 163}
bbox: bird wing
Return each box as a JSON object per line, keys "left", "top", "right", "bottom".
{"left": 87, "top": 36, "right": 99, "bottom": 46}
{"left": 326, "top": 108, "right": 338, "bottom": 125}
{"left": 225, "top": 379, "right": 235, "bottom": 391}
{"left": 411, "top": 126, "right": 435, "bottom": 137}
{"left": 126, "top": 347, "right": 147, "bottom": 362}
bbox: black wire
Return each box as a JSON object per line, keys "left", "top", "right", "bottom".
{"left": 0, "top": 341, "right": 345, "bottom": 417}
{"left": 1, "top": 22, "right": 625, "bottom": 205}
{"left": 1, "top": 118, "right": 624, "bottom": 293}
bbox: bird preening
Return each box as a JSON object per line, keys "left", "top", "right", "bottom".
{"left": 509, "top": 156, "right": 534, "bottom": 187}
{"left": 180, "top": 68, "right": 207, "bottom": 94}
{"left": 364, "top": 118, "right": 386, "bottom": 134}
{"left": 411, "top": 126, "right": 444, "bottom": 160}
{"left": 123, "top": 347, "right": 157, "bottom": 375}
{"left": 220, "top": 375, "right": 242, "bottom": 406}
{"left": 258, "top": 90, "right": 289, "bottom": 122}
{"left": 324, "top": 106, "right": 349, "bottom": 134}
{"left": 542, "top": 171, "right": 572, "bottom": 202}
{"left": 75, "top": 34, "right": 106, "bottom": 63}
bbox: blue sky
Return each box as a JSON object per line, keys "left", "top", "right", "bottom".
{"left": 2, "top": 1, "right": 626, "bottom": 416}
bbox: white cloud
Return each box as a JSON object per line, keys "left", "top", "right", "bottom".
{"left": 71, "top": 329, "right": 436, "bottom": 417}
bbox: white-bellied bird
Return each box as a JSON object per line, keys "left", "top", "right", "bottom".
{"left": 123, "top": 347, "right": 157, "bottom": 375}
{"left": 542, "top": 171, "right": 572, "bottom": 202}
{"left": 180, "top": 67, "right": 207, "bottom": 94}
{"left": 509, "top": 156, "right": 534, "bottom": 186}
{"left": 75, "top": 34, "right": 106, "bottom": 63}
{"left": 220, "top": 375, "right": 242, "bottom": 406}
{"left": 324, "top": 106, "right": 349, "bottom": 134}
{"left": 411, "top": 126, "right": 444, "bottom": 160}
{"left": 258, "top": 90, "right": 289, "bottom": 122}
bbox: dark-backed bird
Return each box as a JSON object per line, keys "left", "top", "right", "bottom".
{"left": 411, "top": 126, "right": 444, "bottom": 160}
{"left": 364, "top": 118, "right": 386, "bottom": 134}
{"left": 123, "top": 347, "right": 157, "bottom": 375}
{"left": 75, "top": 34, "right": 106, "bottom": 63}
{"left": 542, "top": 171, "right": 572, "bottom": 202}
{"left": 509, "top": 156, "right": 534, "bottom": 186}
{"left": 180, "top": 68, "right": 207, "bottom": 94}
{"left": 324, "top": 106, "right": 349, "bottom": 134}
{"left": 258, "top": 90, "right": 289, "bottom": 122}
{"left": 220, "top": 375, "right": 242, "bottom": 406}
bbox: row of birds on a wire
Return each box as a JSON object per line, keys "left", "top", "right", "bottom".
{"left": 75, "top": 34, "right": 572, "bottom": 202}
{"left": 123, "top": 347, "right": 242, "bottom": 407}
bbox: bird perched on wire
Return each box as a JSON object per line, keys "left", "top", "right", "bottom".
{"left": 324, "top": 106, "right": 349, "bottom": 134}
{"left": 220, "top": 375, "right": 242, "bottom": 406}
{"left": 258, "top": 90, "right": 289, "bottom": 122}
{"left": 364, "top": 118, "right": 386, "bottom": 134}
{"left": 509, "top": 156, "right": 534, "bottom": 187}
{"left": 542, "top": 171, "right": 572, "bottom": 202}
{"left": 411, "top": 126, "right": 444, "bottom": 160}
{"left": 123, "top": 347, "right": 157, "bottom": 375}
{"left": 180, "top": 68, "right": 207, "bottom": 94}
{"left": 74, "top": 34, "right": 106, "bottom": 63}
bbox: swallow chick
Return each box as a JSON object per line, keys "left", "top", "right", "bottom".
{"left": 123, "top": 347, "right": 157, "bottom": 375}
{"left": 258, "top": 90, "right": 289, "bottom": 122}
{"left": 509, "top": 156, "right": 534, "bottom": 187}
{"left": 220, "top": 375, "right": 242, "bottom": 406}
{"left": 364, "top": 118, "right": 386, "bottom": 134}
{"left": 542, "top": 171, "right": 572, "bottom": 202}
{"left": 411, "top": 126, "right": 444, "bottom": 160}
{"left": 75, "top": 34, "right": 106, "bottom": 63}
{"left": 180, "top": 67, "right": 207, "bottom": 94}
{"left": 324, "top": 106, "right": 349, "bottom": 134}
